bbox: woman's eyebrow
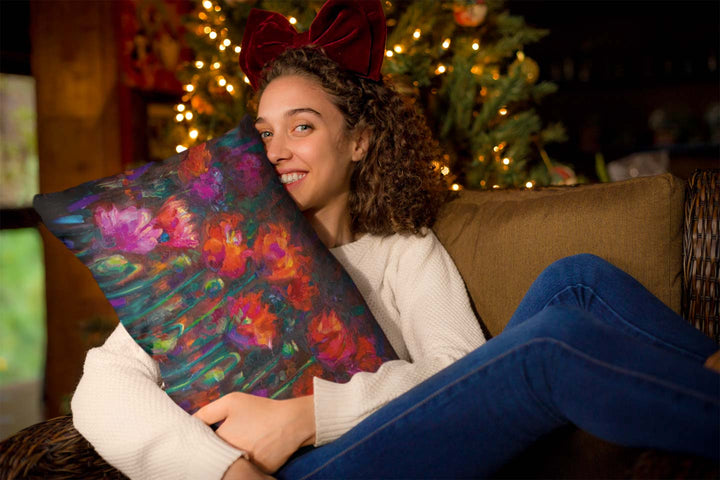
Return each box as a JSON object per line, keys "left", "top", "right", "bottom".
{"left": 255, "top": 107, "right": 322, "bottom": 125}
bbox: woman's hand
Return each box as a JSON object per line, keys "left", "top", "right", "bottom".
{"left": 193, "top": 392, "right": 316, "bottom": 473}
{"left": 222, "top": 456, "right": 275, "bottom": 480}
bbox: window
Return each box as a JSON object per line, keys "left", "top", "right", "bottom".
{"left": 0, "top": 73, "right": 45, "bottom": 441}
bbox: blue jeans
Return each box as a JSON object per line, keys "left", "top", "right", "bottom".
{"left": 277, "top": 254, "right": 720, "bottom": 479}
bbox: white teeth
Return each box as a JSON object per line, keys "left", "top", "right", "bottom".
{"left": 279, "top": 172, "right": 306, "bottom": 184}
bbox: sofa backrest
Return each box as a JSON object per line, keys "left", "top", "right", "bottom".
{"left": 434, "top": 173, "right": 685, "bottom": 337}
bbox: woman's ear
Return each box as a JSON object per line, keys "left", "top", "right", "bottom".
{"left": 350, "top": 127, "right": 370, "bottom": 162}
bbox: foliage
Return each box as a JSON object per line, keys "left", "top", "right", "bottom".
{"left": 172, "top": 0, "right": 570, "bottom": 189}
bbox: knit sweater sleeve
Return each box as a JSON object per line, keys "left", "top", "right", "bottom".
{"left": 70, "top": 322, "right": 245, "bottom": 480}
{"left": 313, "top": 231, "right": 487, "bottom": 445}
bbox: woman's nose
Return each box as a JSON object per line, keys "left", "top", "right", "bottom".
{"left": 265, "top": 135, "right": 291, "bottom": 164}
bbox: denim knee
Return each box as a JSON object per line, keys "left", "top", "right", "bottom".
{"left": 515, "top": 305, "right": 600, "bottom": 345}
{"left": 540, "top": 253, "right": 618, "bottom": 284}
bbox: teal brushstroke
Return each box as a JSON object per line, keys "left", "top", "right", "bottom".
{"left": 186, "top": 272, "right": 257, "bottom": 330}
{"left": 240, "top": 357, "right": 279, "bottom": 393}
{"left": 122, "top": 270, "right": 206, "bottom": 323}
{"left": 166, "top": 351, "right": 241, "bottom": 393}
{"left": 54, "top": 215, "right": 84, "bottom": 224}
{"left": 270, "top": 357, "right": 316, "bottom": 399}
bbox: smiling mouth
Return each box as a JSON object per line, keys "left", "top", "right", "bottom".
{"left": 279, "top": 172, "right": 307, "bottom": 185}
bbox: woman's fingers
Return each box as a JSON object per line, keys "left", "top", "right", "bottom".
{"left": 193, "top": 394, "right": 231, "bottom": 424}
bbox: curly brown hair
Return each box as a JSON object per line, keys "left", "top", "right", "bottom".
{"left": 250, "top": 46, "right": 449, "bottom": 236}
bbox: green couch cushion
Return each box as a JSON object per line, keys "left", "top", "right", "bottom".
{"left": 434, "top": 173, "right": 685, "bottom": 337}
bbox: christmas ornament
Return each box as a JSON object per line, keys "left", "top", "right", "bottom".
{"left": 453, "top": 0, "right": 487, "bottom": 27}
{"left": 510, "top": 54, "right": 539, "bottom": 84}
{"left": 550, "top": 164, "right": 577, "bottom": 185}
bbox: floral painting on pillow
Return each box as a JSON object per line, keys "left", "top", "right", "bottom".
{"left": 33, "top": 115, "right": 397, "bottom": 414}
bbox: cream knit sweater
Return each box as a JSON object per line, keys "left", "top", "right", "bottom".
{"left": 71, "top": 228, "right": 486, "bottom": 480}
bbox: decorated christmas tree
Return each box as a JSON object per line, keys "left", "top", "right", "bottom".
{"left": 170, "top": 0, "right": 571, "bottom": 190}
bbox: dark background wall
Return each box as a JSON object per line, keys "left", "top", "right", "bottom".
{"left": 509, "top": 0, "right": 720, "bottom": 178}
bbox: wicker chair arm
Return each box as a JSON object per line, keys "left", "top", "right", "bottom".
{"left": 682, "top": 169, "right": 720, "bottom": 344}
{"left": 0, "top": 414, "right": 125, "bottom": 479}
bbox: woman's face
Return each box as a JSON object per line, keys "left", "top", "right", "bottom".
{"left": 255, "top": 75, "right": 365, "bottom": 214}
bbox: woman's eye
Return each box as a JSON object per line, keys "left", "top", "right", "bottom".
{"left": 259, "top": 131, "right": 272, "bottom": 139}
{"left": 295, "top": 124, "right": 312, "bottom": 133}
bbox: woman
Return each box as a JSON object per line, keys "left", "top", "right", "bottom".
{"left": 71, "top": 1, "right": 719, "bottom": 479}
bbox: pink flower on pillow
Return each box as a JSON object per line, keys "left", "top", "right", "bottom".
{"left": 156, "top": 198, "right": 199, "bottom": 248}
{"left": 191, "top": 167, "right": 224, "bottom": 202}
{"left": 94, "top": 205, "right": 162, "bottom": 254}
{"left": 307, "top": 310, "right": 357, "bottom": 370}
{"left": 202, "top": 214, "right": 254, "bottom": 278}
{"left": 233, "top": 152, "right": 264, "bottom": 196}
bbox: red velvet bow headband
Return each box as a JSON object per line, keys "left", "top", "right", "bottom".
{"left": 239, "top": 0, "right": 387, "bottom": 91}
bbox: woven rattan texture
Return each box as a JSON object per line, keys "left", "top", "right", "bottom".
{"left": 0, "top": 414, "right": 127, "bottom": 479}
{"left": 682, "top": 169, "right": 720, "bottom": 344}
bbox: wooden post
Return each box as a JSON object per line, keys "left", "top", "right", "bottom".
{"left": 31, "top": 0, "right": 123, "bottom": 418}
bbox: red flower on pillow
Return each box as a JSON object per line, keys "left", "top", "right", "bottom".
{"left": 291, "top": 362, "right": 325, "bottom": 397}
{"left": 226, "top": 291, "right": 279, "bottom": 349}
{"left": 254, "top": 223, "right": 310, "bottom": 282}
{"left": 155, "top": 198, "right": 199, "bottom": 248}
{"left": 202, "top": 214, "right": 254, "bottom": 278}
{"left": 287, "top": 273, "right": 319, "bottom": 311}
{"left": 94, "top": 205, "right": 162, "bottom": 254}
{"left": 354, "top": 336, "right": 383, "bottom": 373}
{"left": 307, "top": 310, "right": 356, "bottom": 370}
{"left": 178, "top": 142, "right": 211, "bottom": 182}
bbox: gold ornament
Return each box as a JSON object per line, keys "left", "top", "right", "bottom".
{"left": 510, "top": 56, "right": 540, "bottom": 84}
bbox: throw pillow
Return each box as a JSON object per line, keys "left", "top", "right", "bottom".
{"left": 33, "top": 115, "right": 397, "bottom": 414}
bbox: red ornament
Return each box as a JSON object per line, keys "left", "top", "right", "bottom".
{"left": 453, "top": 0, "right": 487, "bottom": 27}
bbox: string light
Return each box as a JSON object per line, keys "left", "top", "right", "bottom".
{"left": 471, "top": 65, "right": 483, "bottom": 75}
{"left": 435, "top": 64, "right": 446, "bottom": 74}
{"left": 498, "top": 107, "right": 508, "bottom": 116}
{"left": 288, "top": 16, "right": 297, "bottom": 25}
{"left": 502, "top": 158, "right": 510, "bottom": 165}
{"left": 386, "top": 50, "right": 394, "bottom": 57}
{"left": 413, "top": 29, "right": 421, "bottom": 40}
{"left": 451, "top": 183, "right": 461, "bottom": 191}
{"left": 198, "top": 12, "right": 207, "bottom": 20}
{"left": 203, "top": 26, "right": 211, "bottom": 34}
{"left": 184, "top": 84, "right": 194, "bottom": 92}
{"left": 223, "top": 39, "right": 231, "bottom": 47}
{"left": 243, "top": 75, "right": 251, "bottom": 84}
{"left": 212, "top": 62, "right": 221, "bottom": 69}
{"left": 189, "top": 129, "right": 199, "bottom": 139}
{"left": 209, "top": 31, "right": 217, "bottom": 39}
{"left": 226, "top": 84, "right": 234, "bottom": 93}
{"left": 492, "top": 184, "right": 500, "bottom": 189}
{"left": 393, "top": 44, "right": 403, "bottom": 54}
{"left": 176, "top": 104, "right": 186, "bottom": 112}
{"left": 442, "top": 38, "right": 451, "bottom": 49}
{"left": 202, "top": 0, "right": 212, "bottom": 10}
{"left": 175, "top": 113, "right": 184, "bottom": 122}
{"left": 218, "top": 77, "right": 226, "bottom": 86}
{"left": 214, "top": 5, "right": 220, "bottom": 12}
{"left": 185, "top": 111, "right": 193, "bottom": 120}
{"left": 176, "top": 145, "right": 188, "bottom": 153}
{"left": 525, "top": 181, "right": 534, "bottom": 188}
{"left": 195, "top": 61, "right": 204, "bottom": 69}
{"left": 235, "top": 46, "right": 241, "bottom": 53}
{"left": 219, "top": 44, "right": 226, "bottom": 51}
{"left": 472, "top": 40, "right": 480, "bottom": 51}
{"left": 441, "top": 166, "right": 450, "bottom": 176}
